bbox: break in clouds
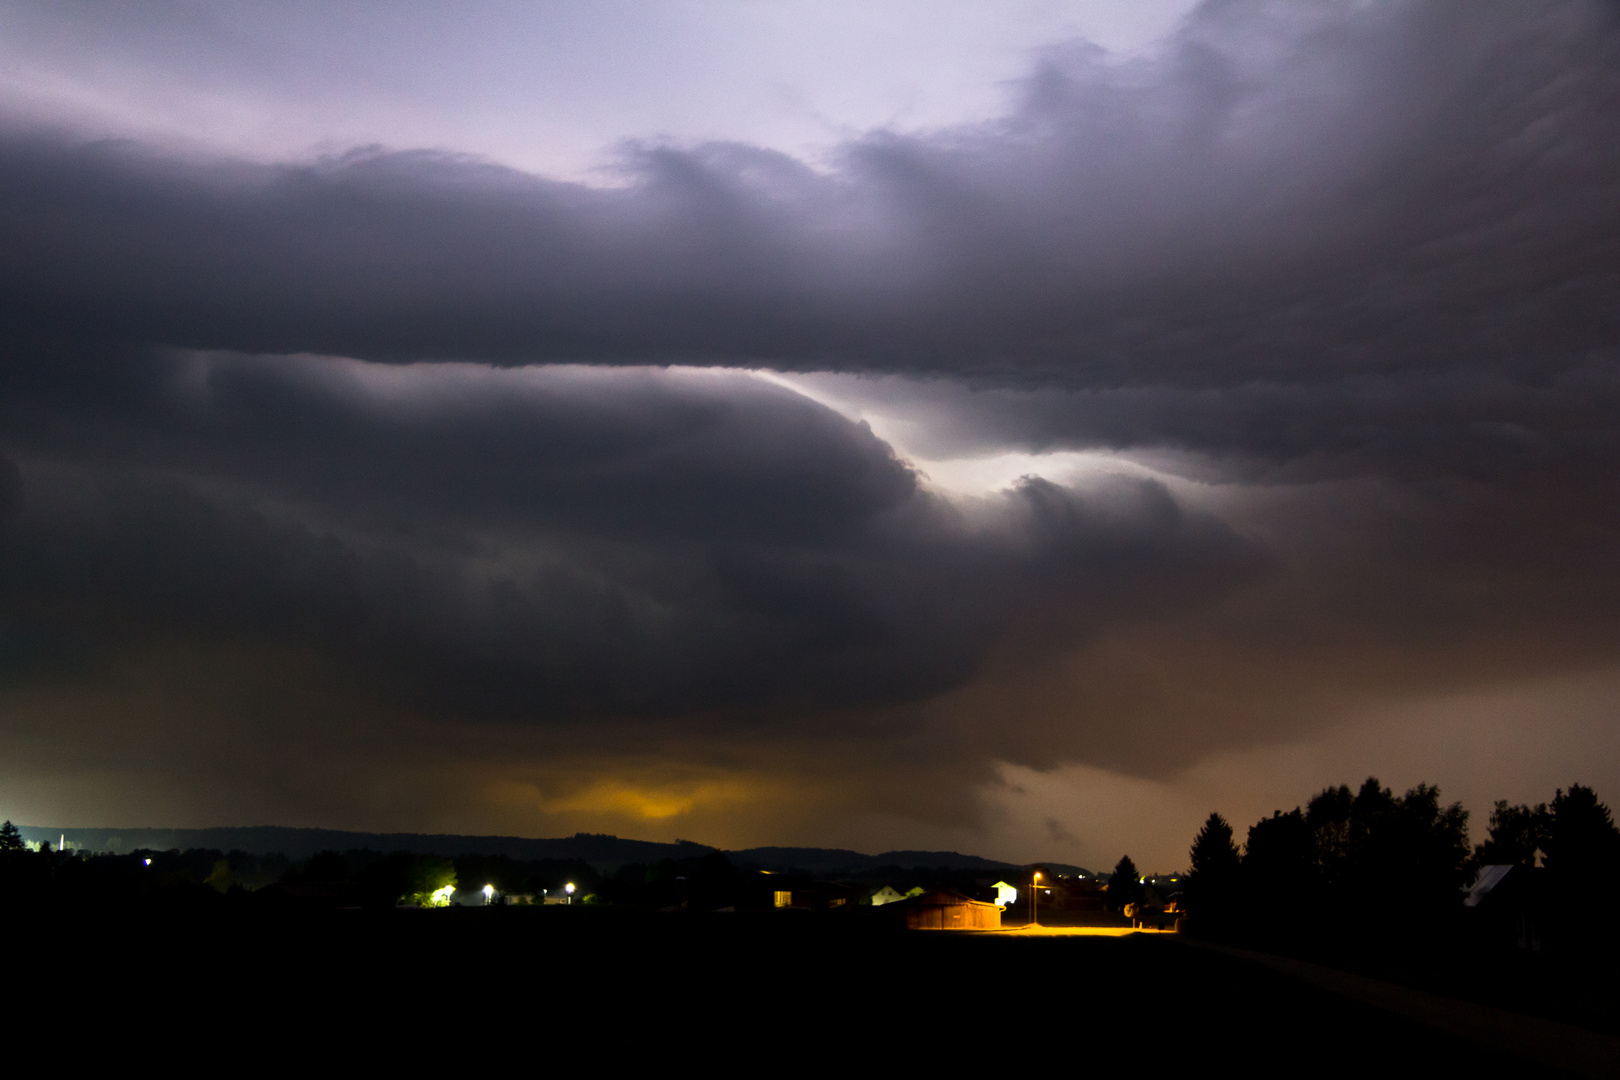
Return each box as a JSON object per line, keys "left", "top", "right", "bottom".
{"left": 1, "top": 0, "right": 1618, "bottom": 852}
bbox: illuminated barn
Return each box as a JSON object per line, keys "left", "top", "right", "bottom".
{"left": 889, "top": 889, "right": 1002, "bottom": 931}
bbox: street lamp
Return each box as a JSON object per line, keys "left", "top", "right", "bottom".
{"left": 1030, "top": 871, "right": 1041, "bottom": 927}
{"left": 483, "top": 883, "right": 495, "bottom": 906}
{"left": 565, "top": 881, "right": 575, "bottom": 905}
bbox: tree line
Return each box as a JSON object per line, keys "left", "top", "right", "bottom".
{"left": 0, "top": 829, "right": 602, "bottom": 911}
{"left": 1173, "top": 777, "right": 1620, "bottom": 955}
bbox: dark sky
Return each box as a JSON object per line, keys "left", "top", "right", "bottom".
{"left": 1, "top": 0, "right": 1617, "bottom": 869}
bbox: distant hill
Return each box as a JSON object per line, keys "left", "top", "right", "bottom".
{"left": 728, "top": 846, "right": 1015, "bottom": 875}
{"left": 14, "top": 825, "right": 1023, "bottom": 873}
{"left": 14, "top": 825, "right": 710, "bottom": 867}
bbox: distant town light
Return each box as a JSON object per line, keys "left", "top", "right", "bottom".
{"left": 143, "top": 858, "right": 151, "bottom": 866}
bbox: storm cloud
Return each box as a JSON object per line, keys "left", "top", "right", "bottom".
{"left": 2, "top": 0, "right": 1616, "bottom": 384}
{"left": 1, "top": 0, "right": 1618, "bottom": 862}
{"left": 0, "top": 352, "right": 1264, "bottom": 722}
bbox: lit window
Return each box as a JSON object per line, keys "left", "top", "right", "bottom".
{"left": 773, "top": 890, "right": 792, "bottom": 908}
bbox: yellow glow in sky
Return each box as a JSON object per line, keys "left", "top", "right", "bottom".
{"left": 543, "top": 777, "right": 757, "bottom": 821}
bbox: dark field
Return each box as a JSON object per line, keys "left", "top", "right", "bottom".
{"left": 12, "top": 908, "right": 1580, "bottom": 1074}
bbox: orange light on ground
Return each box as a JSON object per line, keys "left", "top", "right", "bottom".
{"left": 1010, "top": 925, "right": 1172, "bottom": 937}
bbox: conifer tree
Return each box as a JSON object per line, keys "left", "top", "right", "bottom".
{"left": 1108, "top": 854, "right": 1144, "bottom": 913}
{"left": 1543, "top": 784, "right": 1620, "bottom": 875}
{"left": 1186, "top": 812, "right": 1241, "bottom": 916}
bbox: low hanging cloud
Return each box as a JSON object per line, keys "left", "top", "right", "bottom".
{"left": 0, "top": 353, "right": 1266, "bottom": 728}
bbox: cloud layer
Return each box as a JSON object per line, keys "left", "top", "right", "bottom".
{"left": 0, "top": 352, "right": 1264, "bottom": 725}
{"left": 3, "top": 1, "right": 1616, "bottom": 383}
{"left": 1, "top": 1, "right": 1618, "bottom": 859}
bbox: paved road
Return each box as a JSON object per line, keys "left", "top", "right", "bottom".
{"left": 998, "top": 923, "right": 1169, "bottom": 936}
{"left": 1182, "top": 938, "right": 1620, "bottom": 1079}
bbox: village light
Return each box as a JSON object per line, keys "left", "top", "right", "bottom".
{"left": 565, "top": 881, "right": 575, "bottom": 905}
{"left": 483, "top": 883, "right": 494, "bottom": 905}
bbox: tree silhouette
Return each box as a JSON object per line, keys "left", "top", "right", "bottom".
{"left": 1185, "top": 813, "right": 1241, "bottom": 921}
{"left": 1306, "top": 783, "right": 1354, "bottom": 888}
{"left": 405, "top": 855, "right": 457, "bottom": 906}
{"left": 1242, "top": 808, "right": 1317, "bottom": 940}
{"left": 1108, "top": 855, "right": 1144, "bottom": 914}
{"left": 1244, "top": 809, "right": 1315, "bottom": 891}
{"left": 1190, "top": 814, "right": 1240, "bottom": 879}
{"left": 1475, "top": 800, "right": 1549, "bottom": 867}
{"left": 1542, "top": 784, "right": 1620, "bottom": 875}
{"left": 1539, "top": 784, "right": 1620, "bottom": 950}
{"left": 1296, "top": 777, "right": 1469, "bottom": 934}
{"left": 0, "top": 821, "right": 22, "bottom": 853}
{"left": 356, "top": 852, "right": 458, "bottom": 907}
{"left": 1387, "top": 783, "right": 1471, "bottom": 919}
{"left": 1346, "top": 777, "right": 1400, "bottom": 881}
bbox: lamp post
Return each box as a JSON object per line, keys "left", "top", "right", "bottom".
{"left": 1030, "top": 871, "right": 1042, "bottom": 927}
{"left": 565, "top": 881, "right": 575, "bottom": 905}
{"left": 483, "top": 883, "right": 495, "bottom": 906}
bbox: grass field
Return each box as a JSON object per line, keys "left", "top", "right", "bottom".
{"left": 11, "top": 905, "right": 1591, "bottom": 1074}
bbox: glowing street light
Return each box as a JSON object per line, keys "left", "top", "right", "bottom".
{"left": 1030, "top": 871, "right": 1042, "bottom": 927}
{"left": 483, "top": 883, "right": 495, "bottom": 906}
{"left": 565, "top": 881, "right": 575, "bottom": 905}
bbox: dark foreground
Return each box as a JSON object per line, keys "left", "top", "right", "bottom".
{"left": 11, "top": 907, "right": 1588, "bottom": 1074}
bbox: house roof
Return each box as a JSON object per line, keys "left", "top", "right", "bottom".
{"left": 891, "top": 888, "right": 1000, "bottom": 910}
{"left": 1465, "top": 863, "right": 1516, "bottom": 907}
